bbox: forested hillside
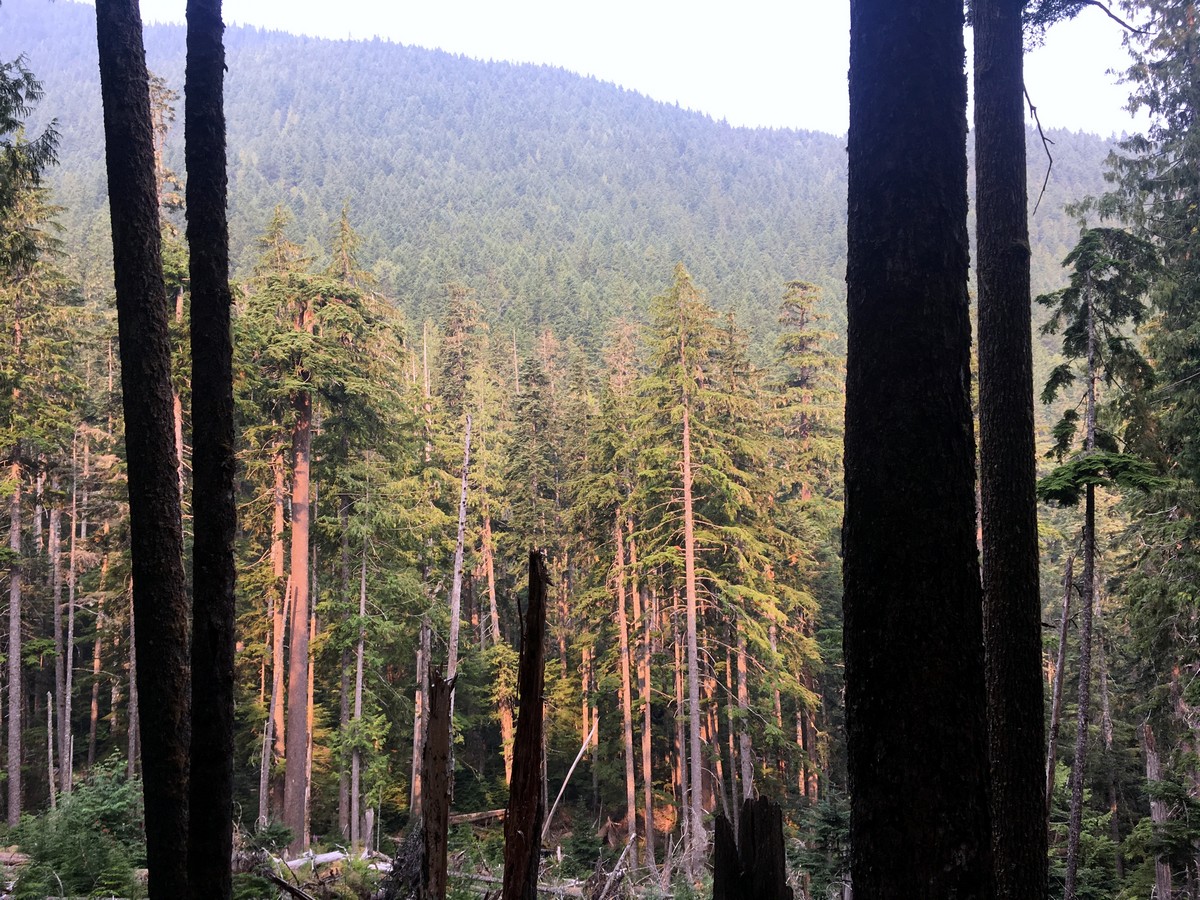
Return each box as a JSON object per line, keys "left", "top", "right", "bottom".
{"left": 5, "top": 1, "right": 1193, "bottom": 898}
{"left": 1, "top": 0, "right": 1109, "bottom": 349}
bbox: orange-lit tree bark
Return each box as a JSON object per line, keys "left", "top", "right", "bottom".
{"left": 974, "top": 0, "right": 1047, "bottom": 894}
{"left": 95, "top": 0, "right": 190, "bottom": 893}
{"left": 844, "top": 1, "right": 992, "bottom": 894}
{"left": 615, "top": 510, "right": 638, "bottom": 853}
{"left": 284, "top": 347, "right": 313, "bottom": 853}
{"left": 185, "top": 0, "right": 237, "bottom": 894}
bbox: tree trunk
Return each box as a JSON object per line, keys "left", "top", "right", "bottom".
{"left": 615, "top": 511, "right": 638, "bottom": 853}
{"left": 88, "top": 613, "right": 102, "bottom": 767}
{"left": 338, "top": 494, "right": 352, "bottom": 839}
{"left": 270, "top": 450, "right": 287, "bottom": 814}
{"left": 50, "top": 479, "right": 66, "bottom": 792}
{"left": 421, "top": 669, "right": 453, "bottom": 900}
{"left": 629, "top": 526, "right": 655, "bottom": 871}
{"left": 7, "top": 462, "right": 21, "bottom": 826}
{"left": 673, "top": 611, "right": 687, "bottom": 843}
{"left": 681, "top": 403, "right": 705, "bottom": 873}
{"left": 1142, "top": 723, "right": 1173, "bottom": 900}
{"left": 1096, "top": 609, "right": 1122, "bottom": 877}
{"left": 284, "top": 384, "right": 312, "bottom": 854}
{"left": 410, "top": 619, "right": 430, "bottom": 819}
{"left": 351, "top": 532, "right": 368, "bottom": 848}
{"left": 183, "top": 3, "right": 238, "bottom": 882}
{"left": 484, "top": 510, "right": 514, "bottom": 784}
{"left": 845, "top": 1, "right": 991, "bottom": 893}
{"left": 46, "top": 691, "right": 55, "bottom": 811}
{"left": 502, "top": 552, "right": 548, "bottom": 900}
{"left": 1064, "top": 275, "right": 1100, "bottom": 900}
{"left": 1046, "top": 556, "right": 1073, "bottom": 811}
{"left": 736, "top": 621, "right": 753, "bottom": 800}
{"left": 711, "top": 797, "right": 794, "bottom": 900}
{"left": 95, "top": 1, "right": 191, "bottom": 893}
{"left": 974, "top": 1, "right": 1046, "bottom": 895}
{"left": 65, "top": 464, "right": 78, "bottom": 792}
{"left": 447, "top": 417, "right": 471, "bottom": 680}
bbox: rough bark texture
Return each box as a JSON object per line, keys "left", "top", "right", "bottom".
{"left": 421, "top": 670, "right": 453, "bottom": 900}
{"left": 844, "top": 2, "right": 992, "bottom": 895}
{"left": 974, "top": 1, "right": 1047, "bottom": 896}
{"left": 284, "top": 386, "right": 313, "bottom": 853}
{"left": 185, "top": 0, "right": 237, "bottom": 894}
{"left": 270, "top": 452, "right": 287, "bottom": 814}
{"left": 1142, "top": 723, "right": 1173, "bottom": 900}
{"left": 711, "top": 797, "right": 794, "bottom": 900}
{"left": 95, "top": 1, "right": 191, "bottom": 894}
{"left": 502, "top": 552, "right": 548, "bottom": 900}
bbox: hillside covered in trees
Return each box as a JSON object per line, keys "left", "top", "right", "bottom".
{"left": 3, "top": 0, "right": 1197, "bottom": 898}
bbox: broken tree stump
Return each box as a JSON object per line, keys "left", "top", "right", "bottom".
{"left": 502, "top": 551, "right": 550, "bottom": 900}
{"left": 422, "top": 668, "right": 454, "bottom": 900}
{"left": 711, "top": 797, "right": 793, "bottom": 900}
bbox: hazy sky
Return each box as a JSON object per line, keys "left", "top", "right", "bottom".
{"left": 131, "top": 0, "right": 1142, "bottom": 137}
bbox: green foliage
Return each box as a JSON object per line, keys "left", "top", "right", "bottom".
{"left": 11, "top": 756, "right": 145, "bottom": 899}
{"left": 1036, "top": 450, "right": 1165, "bottom": 505}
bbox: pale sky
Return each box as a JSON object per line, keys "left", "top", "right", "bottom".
{"left": 132, "top": 0, "right": 1142, "bottom": 137}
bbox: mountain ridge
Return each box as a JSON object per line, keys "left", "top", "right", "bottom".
{"left": 2, "top": 0, "right": 1111, "bottom": 349}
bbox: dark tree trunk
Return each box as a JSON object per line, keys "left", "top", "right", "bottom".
{"left": 502, "top": 552, "right": 548, "bottom": 900}
{"left": 974, "top": 1, "right": 1047, "bottom": 896}
{"left": 844, "top": 1, "right": 991, "bottom": 895}
{"left": 7, "top": 463, "right": 21, "bottom": 826}
{"left": 185, "top": 0, "right": 237, "bottom": 895}
{"left": 421, "top": 669, "right": 453, "bottom": 900}
{"left": 711, "top": 797, "right": 794, "bottom": 900}
{"left": 94, "top": 1, "right": 190, "bottom": 894}
{"left": 1064, "top": 486, "right": 1096, "bottom": 900}
{"left": 1046, "top": 556, "right": 1074, "bottom": 811}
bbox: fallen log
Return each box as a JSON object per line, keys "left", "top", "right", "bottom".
{"left": 448, "top": 808, "right": 506, "bottom": 826}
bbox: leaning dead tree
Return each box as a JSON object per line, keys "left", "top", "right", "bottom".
{"left": 712, "top": 797, "right": 794, "bottom": 900}
{"left": 502, "top": 551, "right": 549, "bottom": 900}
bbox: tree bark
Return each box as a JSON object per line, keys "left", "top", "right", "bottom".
{"left": 629, "top": 526, "right": 655, "bottom": 871}
{"left": 7, "top": 462, "right": 21, "bottom": 826}
{"left": 351, "top": 533, "right": 368, "bottom": 848}
{"left": 615, "top": 511, "right": 638, "bottom": 852}
{"left": 1064, "top": 275, "right": 1100, "bottom": 900}
{"left": 284, "top": 382, "right": 313, "bottom": 853}
{"left": 736, "top": 621, "right": 753, "bottom": 800}
{"left": 338, "top": 494, "right": 352, "bottom": 839}
{"left": 975, "top": 1, "right": 1047, "bottom": 895}
{"left": 1046, "top": 556, "right": 1074, "bottom": 811}
{"left": 1142, "top": 723, "right": 1173, "bottom": 900}
{"left": 184, "top": 5, "right": 238, "bottom": 887}
{"left": 483, "top": 510, "right": 514, "bottom": 784}
{"left": 95, "top": 1, "right": 191, "bottom": 892}
{"left": 681, "top": 403, "right": 705, "bottom": 873}
{"left": 711, "top": 797, "right": 794, "bottom": 900}
{"left": 421, "top": 669, "right": 453, "bottom": 900}
{"left": 845, "top": 1, "right": 991, "bottom": 894}
{"left": 50, "top": 479, "right": 66, "bottom": 792}
{"left": 410, "top": 619, "right": 430, "bottom": 819}
{"left": 502, "top": 552, "right": 548, "bottom": 900}
{"left": 270, "top": 451, "right": 287, "bottom": 815}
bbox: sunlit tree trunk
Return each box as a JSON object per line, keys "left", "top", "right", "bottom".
{"left": 269, "top": 450, "right": 287, "bottom": 814}
{"left": 284, "top": 372, "right": 312, "bottom": 853}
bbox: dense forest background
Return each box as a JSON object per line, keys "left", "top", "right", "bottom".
{"left": 2, "top": 0, "right": 1191, "bottom": 897}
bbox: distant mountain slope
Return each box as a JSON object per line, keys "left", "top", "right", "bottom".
{"left": 2, "top": 0, "right": 1112, "bottom": 349}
